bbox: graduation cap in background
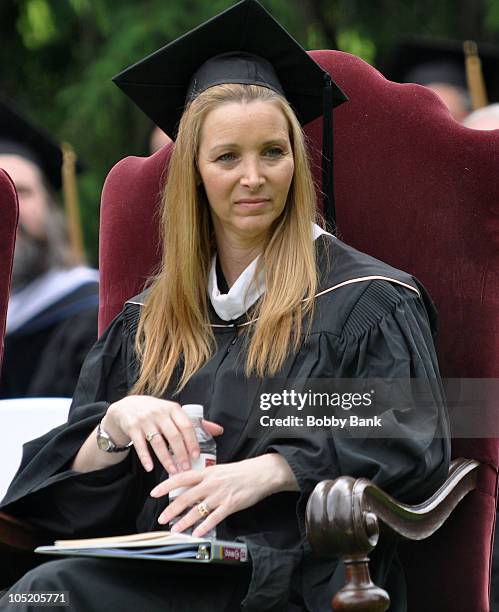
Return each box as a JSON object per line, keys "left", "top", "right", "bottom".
{"left": 0, "top": 96, "right": 86, "bottom": 262}
{"left": 382, "top": 36, "right": 499, "bottom": 111}
{"left": 113, "top": 0, "right": 347, "bottom": 227}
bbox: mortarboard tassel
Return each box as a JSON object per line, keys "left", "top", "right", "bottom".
{"left": 322, "top": 73, "right": 336, "bottom": 231}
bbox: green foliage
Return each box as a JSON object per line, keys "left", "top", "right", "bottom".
{"left": 18, "top": 0, "right": 57, "bottom": 49}
{"left": 337, "top": 29, "right": 376, "bottom": 64}
{"left": 485, "top": 0, "right": 499, "bottom": 34}
{"left": 1, "top": 0, "right": 497, "bottom": 262}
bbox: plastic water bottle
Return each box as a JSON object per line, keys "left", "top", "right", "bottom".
{"left": 169, "top": 404, "right": 217, "bottom": 538}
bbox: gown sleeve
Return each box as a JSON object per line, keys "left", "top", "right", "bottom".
{"left": 0, "top": 309, "right": 147, "bottom": 539}
{"left": 267, "top": 280, "right": 451, "bottom": 539}
{"left": 329, "top": 281, "right": 450, "bottom": 503}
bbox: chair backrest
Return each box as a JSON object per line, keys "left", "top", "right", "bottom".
{"left": 99, "top": 50, "right": 499, "bottom": 611}
{"left": 0, "top": 169, "right": 18, "bottom": 370}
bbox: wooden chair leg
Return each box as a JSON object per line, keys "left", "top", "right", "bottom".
{"left": 0, "top": 546, "right": 44, "bottom": 590}
{"left": 332, "top": 554, "right": 389, "bottom": 612}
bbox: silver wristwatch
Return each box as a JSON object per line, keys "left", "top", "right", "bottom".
{"left": 96, "top": 421, "right": 133, "bottom": 453}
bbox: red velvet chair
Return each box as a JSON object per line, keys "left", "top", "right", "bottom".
{"left": 0, "top": 171, "right": 41, "bottom": 584}
{"left": 99, "top": 50, "right": 498, "bottom": 611}
{"left": 0, "top": 169, "right": 18, "bottom": 370}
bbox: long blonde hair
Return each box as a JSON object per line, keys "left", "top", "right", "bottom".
{"left": 132, "top": 84, "right": 318, "bottom": 396}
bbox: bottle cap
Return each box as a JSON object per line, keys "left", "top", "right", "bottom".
{"left": 182, "top": 404, "right": 204, "bottom": 420}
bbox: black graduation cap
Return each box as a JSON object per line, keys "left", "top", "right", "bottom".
{"left": 0, "top": 96, "right": 68, "bottom": 191}
{"left": 382, "top": 36, "right": 499, "bottom": 104}
{"left": 113, "top": 0, "right": 347, "bottom": 226}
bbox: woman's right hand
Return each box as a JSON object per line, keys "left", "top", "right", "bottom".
{"left": 101, "top": 396, "right": 223, "bottom": 474}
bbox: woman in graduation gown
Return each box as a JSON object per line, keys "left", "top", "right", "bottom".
{"left": 0, "top": 1, "right": 449, "bottom": 610}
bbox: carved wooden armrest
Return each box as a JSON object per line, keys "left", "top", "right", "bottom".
{"left": 0, "top": 512, "right": 51, "bottom": 588}
{"left": 0, "top": 511, "right": 47, "bottom": 551}
{"left": 305, "top": 458, "right": 480, "bottom": 612}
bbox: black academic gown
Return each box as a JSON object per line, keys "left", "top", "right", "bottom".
{"left": 0, "top": 236, "right": 450, "bottom": 611}
{"left": 0, "top": 281, "right": 99, "bottom": 398}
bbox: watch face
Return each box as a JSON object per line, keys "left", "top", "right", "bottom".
{"left": 97, "top": 436, "right": 112, "bottom": 452}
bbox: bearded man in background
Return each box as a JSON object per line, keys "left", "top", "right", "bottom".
{"left": 0, "top": 100, "right": 98, "bottom": 398}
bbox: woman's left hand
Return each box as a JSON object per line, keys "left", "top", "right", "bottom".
{"left": 150, "top": 453, "right": 299, "bottom": 537}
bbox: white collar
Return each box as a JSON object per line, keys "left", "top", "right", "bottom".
{"left": 208, "top": 223, "right": 332, "bottom": 321}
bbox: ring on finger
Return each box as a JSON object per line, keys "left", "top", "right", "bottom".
{"left": 146, "top": 431, "right": 162, "bottom": 442}
{"left": 197, "top": 502, "right": 211, "bottom": 518}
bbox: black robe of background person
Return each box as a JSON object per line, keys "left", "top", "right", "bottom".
{"left": 0, "top": 236, "right": 450, "bottom": 611}
{"left": 0, "top": 281, "right": 99, "bottom": 399}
